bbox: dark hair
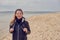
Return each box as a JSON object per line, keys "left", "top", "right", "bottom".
{"left": 15, "top": 9, "right": 23, "bottom": 14}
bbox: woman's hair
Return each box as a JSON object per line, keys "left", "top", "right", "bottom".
{"left": 10, "top": 9, "right": 23, "bottom": 24}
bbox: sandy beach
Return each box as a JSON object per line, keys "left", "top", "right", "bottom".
{"left": 2, "top": 12, "right": 60, "bottom": 40}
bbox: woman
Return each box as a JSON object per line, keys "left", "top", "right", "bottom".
{"left": 9, "top": 9, "right": 31, "bottom": 40}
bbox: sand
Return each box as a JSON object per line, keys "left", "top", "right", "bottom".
{"left": 2, "top": 12, "right": 60, "bottom": 40}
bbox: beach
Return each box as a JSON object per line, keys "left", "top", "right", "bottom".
{"left": 0, "top": 12, "right": 60, "bottom": 40}
{"left": 27, "top": 12, "right": 60, "bottom": 40}
{"left": 0, "top": 12, "right": 41, "bottom": 40}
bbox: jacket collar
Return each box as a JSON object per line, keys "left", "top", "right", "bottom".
{"left": 22, "top": 17, "right": 25, "bottom": 22}
{"left": 15, "top": 17, "right": 25, "bottom": 23}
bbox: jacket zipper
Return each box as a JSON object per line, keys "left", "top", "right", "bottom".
{"left": 17, "top": 24, "right": 19, "bottom": 40}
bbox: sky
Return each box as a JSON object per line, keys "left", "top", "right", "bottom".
{"left": 0, "top": 0, "right": 60, "bottom": 11}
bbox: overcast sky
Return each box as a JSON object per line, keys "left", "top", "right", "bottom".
{"left": 0, "top": 0, "right": 60, "bottom": 11}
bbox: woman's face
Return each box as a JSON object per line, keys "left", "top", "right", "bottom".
{"left": 15, "top": 11, "right": 23, "bottom": 19}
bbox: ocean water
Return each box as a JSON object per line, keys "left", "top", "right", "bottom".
{"left": 0, "top": 11, "right": 56, "bottom": 22}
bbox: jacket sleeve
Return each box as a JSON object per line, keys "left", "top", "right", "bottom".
{"left": 24, "top": 21, "right": 31, "bottom": 34}
{"left": 9, "top": 23, "right": 14, "bottom": 33}
{"left": 9, "top": 23, "right": 14, "bottom": 29}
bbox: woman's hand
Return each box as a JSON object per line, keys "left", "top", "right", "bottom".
{"left": 23, "top": 28, "right": 28, "bottom": 33}
{"left": 9, "top": 28, "right": 14, "bottom": 33}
